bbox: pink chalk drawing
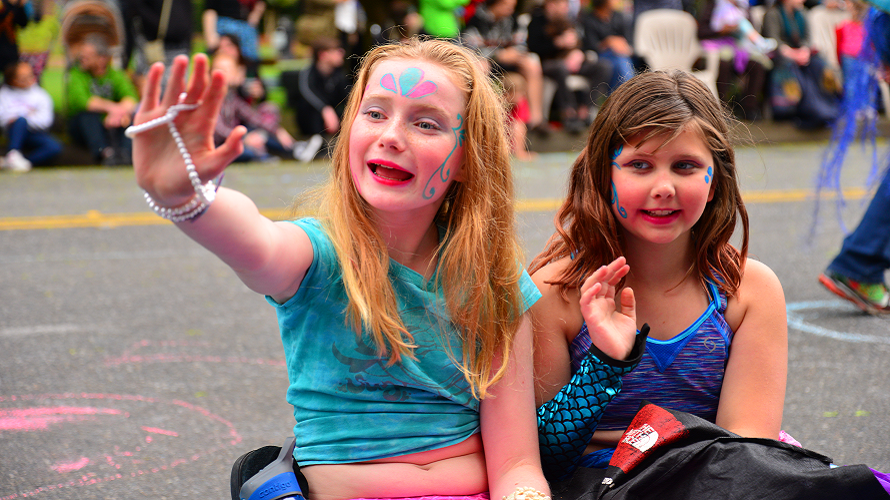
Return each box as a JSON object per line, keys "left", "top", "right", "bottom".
{"left": 0, "top": 393, "right": 242, "bottom": 500}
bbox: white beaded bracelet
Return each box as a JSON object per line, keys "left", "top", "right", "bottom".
{"left": 125, "top": 93, "right": 222, "bottom": 223}
{"left": 503, "top": 486, "right": 551, "bottom": 500}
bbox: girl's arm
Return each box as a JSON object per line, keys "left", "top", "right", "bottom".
{"left": 717, "top": 258, "right": 788, "bottom": 439}
{"left": 132, "top": 55, "right": 313, "bottom": 303}
{"left": 480, "top": 315, "right": 550, "bottom": 500}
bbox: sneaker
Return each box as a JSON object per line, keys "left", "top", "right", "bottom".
{"left": 294, "top": 135, "right": 324, "bottom": 163}
{"left": 818, "top": 271, "right": 890, "bottom": 315}
{"left": 3, "top": 150, "right": 32, "bottom": 172}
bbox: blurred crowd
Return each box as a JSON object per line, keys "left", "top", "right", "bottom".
{"left": 0, "top": 0, "right": 884, "bottom": 170}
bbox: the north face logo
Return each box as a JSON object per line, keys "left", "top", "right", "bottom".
{"left": 621, "top": 423, "right": 659, "bottom": 452}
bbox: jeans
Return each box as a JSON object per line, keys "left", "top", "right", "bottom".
{"left": 598, "top": 49, "right": 635, "bottom": 93}
{"left": 69, "top": 112, "right": 131, "bottom": 162}
{"left": 827, "top": 167, "right": 890, "bottom": 283}
{"left": 5, "top": 117, "right": 61, "bottom": 165}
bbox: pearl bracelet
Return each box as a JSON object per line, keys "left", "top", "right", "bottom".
{"left": 125, "top": 93, "right": 221, "bottom": 223}
{"left": 503, "top": 486, "right": 551, "bottom": 500}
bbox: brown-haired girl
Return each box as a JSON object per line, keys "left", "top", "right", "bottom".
{"left": 531, "top": 70, "right": 788, "bottom": 478}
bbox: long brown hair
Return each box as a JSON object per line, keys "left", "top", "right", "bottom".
{"left": 310, "top": 38, "right": 524, "bottom": 399}
{"left": 529, "top": 70, "right": 749, "bottom": 297}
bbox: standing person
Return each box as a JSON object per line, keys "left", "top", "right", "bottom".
{"left": 66, "top": 34, "right": 139, "bottom": 165}
{"left": 818, "top": 4, "right": 890, "bottom": 314}
{"left": 124, "top": 0, "right": 193, "bottom": 89}
{"left": 127, "top": 38, "right": 550, "bottom": 500}
{"left": 288, "top": 36, "right": 350, "bottom": 161}
{"left": 0, "top": 0, "right": 28, "bottom": 72}
{"left": 0, "top": 59, "right": 61, "bottom": 171}
{"left": 530, "top": 70, "right": 787, "bottom": 478}
{"left": 202, "top": 0, "right": 265, "bottom": 64}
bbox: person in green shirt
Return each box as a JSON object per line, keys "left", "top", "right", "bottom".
{"left": 66, "top": 34, "right": 139, "bottom": 165}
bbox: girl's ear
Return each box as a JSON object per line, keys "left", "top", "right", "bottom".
{"left": 451, "top": 160, "right": 466, "bottom": 183}
{"left": 707, "top": 173, "right": 716, "bottom": 202}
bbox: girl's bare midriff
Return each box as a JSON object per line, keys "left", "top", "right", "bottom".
{"left": 302, "top": 433, "right": 487, "bottom": 500}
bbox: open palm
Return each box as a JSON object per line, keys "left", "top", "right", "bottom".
{"left": 579, "top": 257, "right": 637, "bottom": 361}
{"left": 131, "top": 54, "right": 245, "bottom": 209}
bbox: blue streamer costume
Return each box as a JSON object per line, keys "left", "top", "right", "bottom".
{"left": 817, "top": 2, "right": 890, "bottom": 313}
{"left": 813, "top": 5, "right": 889, "bottom": 235}
{"left": 536, "top": 325, "right": 649, "bottom": 481}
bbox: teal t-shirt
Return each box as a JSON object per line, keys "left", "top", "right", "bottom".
{"left": 267, "top": 218, "right": 541, "bottom": 466}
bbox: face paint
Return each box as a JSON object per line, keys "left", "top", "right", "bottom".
{"left": 611, "top": 144, "right": 623, "bottom": 170}
{"left": 380, "top": 67, "right": 439, "bottom": 98}
{"left": 611, "top": 180, "right": 628, "bottom": 218}
{"left": 705, "top": 166, "right": 712, "bottom": 184}
{"left": 423, "top": 114, "right": 465, "bottom": 199}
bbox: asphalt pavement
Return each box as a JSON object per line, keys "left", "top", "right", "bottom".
{"left": 1, "top": 140, "right": 888, "bottom": 500}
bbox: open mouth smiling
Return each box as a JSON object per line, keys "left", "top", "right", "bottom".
{"left": 642, "top": 209, "right": 679, "bottom": 217}
{"left": 369, "top": 162, "right": 415, "bottom": 182}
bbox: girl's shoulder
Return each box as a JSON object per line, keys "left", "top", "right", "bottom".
{"left": 724, "top": 257, "right": 785, "bottom": 333}
{"left": 530, "top": 257, "right": 584, "bottom": 337}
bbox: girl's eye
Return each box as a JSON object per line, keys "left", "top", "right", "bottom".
{"left": 417, "top": 121, "right": 439, "bottom": 131}
{"left": 674, "top": 161, "right": 698, "bottom": 171}
{"left": 629, "top": 160, "right": 650, "bottom": 170}
{"left": 366, "top": 110, "right": 384, "bottom": 120}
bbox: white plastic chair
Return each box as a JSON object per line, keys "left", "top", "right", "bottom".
{"left": 807, "top": 5, "right": 890, "bottom": 117}
{"left": 633, "top": 9, "right": 720, "bottom": 97}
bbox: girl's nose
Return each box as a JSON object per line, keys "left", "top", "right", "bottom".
{"left": 378, "top": 119, "right": 406, "bottom": 151}
{"left": 651, "top": 172, "right": 676, "bottom": 199}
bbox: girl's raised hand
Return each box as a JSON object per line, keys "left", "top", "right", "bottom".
{"left": 579, "top": 256, "right": 637, "bottom": 361}
{"left": 132, "top": 54, "right": 246, "bottom": 209}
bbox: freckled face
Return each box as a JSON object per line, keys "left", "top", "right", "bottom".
{"left": 348, "top": 59, "right": 467, "bottom": 219}
{"left": 609, "top": 128, "right": 716, "bottom": 246}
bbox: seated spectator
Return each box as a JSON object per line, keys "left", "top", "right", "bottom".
{"left": 696, "top": 0, "right": 770, "bottom": 121}
{"left": 710, "top": 0, "right": 777, "bottom": 54}
{"left": 0, "top": 60, "right": 61, "bottom": 171}
{"left": 66, "top": 34, "right": 138, "bottom": 165}
{"left": 214, "top": 33, "right": 267, "bottom": 104}
{"left": 212, "top": 54, "right": 314, "bottom": 162}
{"left": 528, "top": 0, "right": 612, "bottom": 132}
{"left": 463, "top": 0, "right": 548, "bottom": 133}
{"left": 581, "top": 0, "right": 635, "bottom": 93}
{"left": 288, "top": 36, "right": 350, "bottom": 152}
{"left": 761, "top": 0, "right": 840, "bottom": 128}
{"left": 502, "top": 71, "right": 537, "bottom": 160}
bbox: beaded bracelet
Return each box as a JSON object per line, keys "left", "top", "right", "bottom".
{"left": 125, "top": 93, "right": 222, "bottom": 223}
{"left": 503, "top": 486, "right": 551, "bottom": 500}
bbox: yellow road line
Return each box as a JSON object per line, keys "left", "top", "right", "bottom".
{"left": 0, "top": 188, "right": 870, "bottom": 231}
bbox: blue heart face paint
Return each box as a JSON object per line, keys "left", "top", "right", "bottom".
{"left": 349, "top": 59, "right": 467, "bottom": 219}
